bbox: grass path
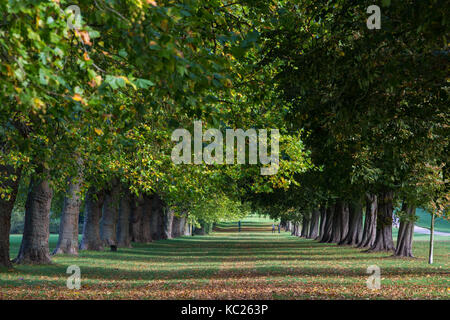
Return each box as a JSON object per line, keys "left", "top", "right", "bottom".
{"left": 1, "top": 218, "right": 449, "bottom": 299}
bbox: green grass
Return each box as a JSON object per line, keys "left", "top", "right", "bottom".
{"left": 1, "top": 219, "right": 448, "bottom": 300}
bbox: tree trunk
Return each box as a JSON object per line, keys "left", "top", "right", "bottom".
{"left": 358, "top": 193, "right": 377, "bottom": 248}
{"left": 171, "top": 215, "right": 182, "bottom": 238}
{"left": 53, "top": 173, "right": 83, "bottom": 255}
{"left": 150, "top": 194, "right": 164, "bottom": 240}
{"left": 308, "top": 209, "right": 320, "bottom": 239}
{"left": 340, "top": 201, "right": 363, "bottom": 246}
{"left": 100, "top": 183, "right": 120, "bottom": 247}
{"left": 130, "top": 195, "right": 144, "bottom": 242}
{"left": 179, "top": 216, "right": 187, "bottom": 236}
{"left": 428, "top": 213, "right": 435, "bottom": 264}
{"left": 163, "top": 208, "right": 174, "bottom": 239}
{"left": 14, "top": 177, "right": 53, "bottom": 264}
{"left": 80, "top": 189, "right": 105, "bottom": 251}
{"left": 183, "top": 218, "right": 191, "bottom": 236}
{"left": 300, "top": 214, "right": 309, "bottom": 238}
{"left": 117, "top": 192, "right": 132, "bottom": 248}
{"left": 330, "top": 202, "right": 343, "bottom": 243}
{"left": 293, "top": 222, "right": 300, "bottom": 236}
{"left": 0, "top": 165, "right": 22, "bottom": 268}
{"left": 319, "top": 205, "right": 334, "bottom": 243}
{"left": 394, "top": 202, "right": 415, "bottom": 257}
{"left": 369, "top": 190, "right": 395, "bottom": 252}
{"left": 140, "top": 195, "right": 153, "bottom": 243}
{"left": 317, "top": 207, "right": 326, "bottom": 240}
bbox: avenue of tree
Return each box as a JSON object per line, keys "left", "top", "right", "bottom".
{"left": 0, "top": 0, "right": 448, "bottom": 268}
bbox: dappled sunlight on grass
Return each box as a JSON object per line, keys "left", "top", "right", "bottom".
{"left": 1, "top": 219, "right": 448, "bottom": 299}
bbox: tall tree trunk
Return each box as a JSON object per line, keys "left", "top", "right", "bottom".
{"left": 150, "top": 194, "right": 164, "bottom": 240}
{"left": 369, "top": 190, "right": 395, "bottom": 252}
{"left": 319, "top": 205, "right": 334, "bottom": 243}
{"left": 0, "top": 165, "right": 22, "bottom": 268}
{"left": 183, "top": 218, "right": 191, "bottom": 236}
{"left": 162, "top": 208, "right": 174, "bottom": 239}
{"left": 100, "top": 183, "right": 120, "bottom": 247}
{"left": 394, "top": 202, "right": 415, "bottom": 257}
{"left": 317, "top": 206, "right": 326, "bottom": 240}
{"left": 14, "top": 176, "right": 53, "bottom": 264}
{"left": 171, "top": 215, "right": 182, "bottom": 238}
{"left": 428, "top": 213, "right": 435, "bottom": 264}
{"left": 53, "top": 171, "right": 83, "bottom": 255}
{"left": 308, "top": 209, "right": 320, "bottom": 239}
{"left": 80, "top": 189, "right": 105, "bottom": 251}
{"left": 340, "top": 201, "right": 363, "bottom": 246}
{"left": 130, "top": 195, "right": 144, "bottom": 242}
{"left": 300, "top": 214, "right": 309, "bottom": 238}
{"left": 330, "top": 202, "right": 343, "bottom": 243}
{"left": 140, "top": 195, "right": 153, "bottom": 243}
{"left": 117, "top": 192, "right": 132, "bottom": 248}
{"left": 294, "top": 222, "right": 300, "bottom": 236}
{"left": 358, "top": 194, "right": 377, "bottom": 248}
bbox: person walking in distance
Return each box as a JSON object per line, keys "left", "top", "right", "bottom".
{"left": 277, "top": 224, "right": 281, "bottom": 233}
{"left": 272, "top": 223, "right": 275, "bottom": 234}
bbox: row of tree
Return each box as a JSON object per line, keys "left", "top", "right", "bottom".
{"left": 1, "top": 1, "right": 448, "bottom": 268}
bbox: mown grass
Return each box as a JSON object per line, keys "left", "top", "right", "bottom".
{"left": 0, "top": 217, "right": 448, "bottom": 300}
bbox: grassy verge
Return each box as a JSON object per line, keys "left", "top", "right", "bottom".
{"left": 1, "top": 219, "right": 448, "bottom": 299}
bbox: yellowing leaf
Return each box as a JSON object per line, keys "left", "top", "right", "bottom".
{"left": 72, "top": 94, "right": 83, "bottom": 102}
{"left": 94, "top": 128, "right": 103, "bottom": 136}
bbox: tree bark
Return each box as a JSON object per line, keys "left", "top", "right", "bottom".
{"left": 171, "top": 215, "right": 183, "bottom": 238}
{"left": 428, "top": 213, "right": 435, "bottom": 264}
{"left": 80, "top": 189, "right": 105, "bottom": 251}
{"left": 183, "top": 218, "right": 191, "bottom": 236}
{"left": 53, "top": 173, "right": 83, "bottom": 255}
{"left": 340, "top": 201, "right": 363, "bottom": 246}
{"left": 14, "top": 176, "right": 53, "bottom": 264}
{"left": 293, "top": 222, "right": 299, "bottom": 236}
{"left": 317, "top": 207, "right": 326, "bottom": 240}
{"left": 330, "top": 202, "right": 343, "bottom": 243}
{"left": 130, "top": 195, "right": 144, "bottom": 242}
{"left": 394, "top": 202, "right": 415, "bottom": 257}
{"left": 358, "top": 193, "right": 377, "bottom": 248}
{"left": 300, "top": 214, "right": 309, "bottom": 238}
{"left": 319, "top": 205, "right": 334, "bottom": 243}
{"left": 308, "top": 209, "right": 320, "bottom": 239}
{"left": 117, "top": 192, "right": 132, "bottom": 248}
{"left": 0, "top": 165, "right": 22, "bottom": 268}
{"left": 100, "top": 183, "right": 120, "bottom": 247}
{"left": 150, "top": 194, "right": 164, "bottom": 240}
{"left": 369, "top": 190, "right": 395, "bottom": 252}
{"left": 162, "top": 208, "right": 174, "bottom": 239}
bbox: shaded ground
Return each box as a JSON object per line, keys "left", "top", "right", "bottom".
{"left": 0, "top": 218, "right": 449, "bottom": 299}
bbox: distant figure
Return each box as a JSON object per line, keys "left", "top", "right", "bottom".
{"left": 277, "top": 224, "right": 280, "bottom": 233}
{"left": 238, "top": 220, "right": 241, "bottom": 232}
{"left": 272, "top": 223, "right": 275, "bottom": 233}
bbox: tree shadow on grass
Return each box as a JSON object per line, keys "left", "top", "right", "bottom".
{"left": 13, "top": 263, "right": 448, "bottom": 283}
